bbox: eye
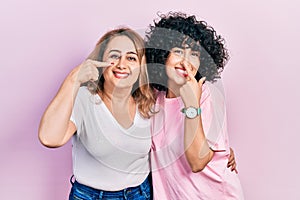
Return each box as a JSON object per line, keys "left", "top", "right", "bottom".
{"left": 127, "top": 55, "right": 138, "bottom": 62}
{"left": 109, "top": 53, "right": 120, "bottom": 60}
{"left": 191, "top": 51, "right": 200, "bottom": 57}
{"left": 172, "top": 48, "right": 184, "bottom": 56}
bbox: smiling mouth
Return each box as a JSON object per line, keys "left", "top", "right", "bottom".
{"left": 175, "top": 67, "right": 188, "bottom": 77}
{"left": 113, "top": 71, "right": 129, "bottom": 79}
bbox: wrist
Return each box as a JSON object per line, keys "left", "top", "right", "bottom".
{"left": 68, "top": 68, "right": 82, "bottom": 87}
{"left": 181, "top": 106, "right": 201, "bottom": 119}
{"left": 181, "top": 94, "right": 200, "bottom": 108}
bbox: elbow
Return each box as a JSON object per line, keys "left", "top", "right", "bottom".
{"left": 190, "top": 163, "right": 206, "bottom": 173}
{"left": 40, "top": 140, "right": 62, "bottom": 148}
{"left": 186, "top": 156, "right": 207, "bottom": 173}
{"left": 38, "top": 122, "right": 68, "bottom": 148}
{"left": 186, "top": 151, "right": 212, "bottom": 173}
{"left": 38, "top": 131, "right": 63, "bottom": 148}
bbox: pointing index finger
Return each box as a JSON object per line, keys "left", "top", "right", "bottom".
{"left": 88, "top": 59, "right": 111, "bottom": 68}
{"left": 185, "top": 67, "right": 196, "bottom": 81}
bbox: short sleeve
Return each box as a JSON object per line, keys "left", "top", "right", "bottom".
{"left": 70, "top": 87, "right": 88, "bottom": 136}
{"left": 200, "top": 80, "right": 229, "bottom": 151}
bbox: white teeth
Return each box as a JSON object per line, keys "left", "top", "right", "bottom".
{"left": 114, "top": 72, "right": 129, "bottom": 78}
{"left": 175, "top": 68, "right": 187, "bottom": 76}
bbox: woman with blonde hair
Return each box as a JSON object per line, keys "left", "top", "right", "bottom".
{"left": 39, "top": 27, "right": 155, "bottom": 200}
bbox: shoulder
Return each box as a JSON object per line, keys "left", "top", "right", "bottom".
{"left": 200, "top": 82, "right": 211, "bottom": 104}
{"left": 201, "top": 81, "right": 225, "bottom": 103}
{"left": 78, "top": 86, "right": 90, "bottom": 96}
{"left": 77, "top": 86, "right": 95, "bottom": 100}
{"left": 74, "top": 87, "right": 99, "bottom": 107}
{"left": 153, "top": 90, "right": 166, "bottom": 104}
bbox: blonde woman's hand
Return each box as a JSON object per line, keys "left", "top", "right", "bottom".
{"left": 73, "top": 59, "right": 111, "bottom": 85}
{"left": 227, "top": 147, "right": 238, "bottom": 174}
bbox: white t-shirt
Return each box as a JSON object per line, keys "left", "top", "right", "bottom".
{"left": 70, "top": 87, "right": 151, "bottom": 191}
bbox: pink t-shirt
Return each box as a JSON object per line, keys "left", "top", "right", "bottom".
{"left": 151, "top": 82, "right": 244, "bottom": 199}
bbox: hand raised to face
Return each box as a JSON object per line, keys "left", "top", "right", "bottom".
{"left": 75, "top": 59, "right": 111, "bottom": 85}
{"left": 179, "top": 65, "right": 206, "bottom": 107}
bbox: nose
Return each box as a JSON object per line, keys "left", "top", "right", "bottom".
{"left": 180, "top": 58, "right": 193, "bottom": 71}
{"left": 116, "top": 55, "right": 127, "bottom": 69}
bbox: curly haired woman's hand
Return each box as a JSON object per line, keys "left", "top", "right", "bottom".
{"left": 179, "top": 66, "right": 206, "bottom": 108}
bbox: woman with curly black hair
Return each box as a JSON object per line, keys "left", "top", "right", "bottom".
{"left": 146, "top": 12, "right": 244, "bottom": 199}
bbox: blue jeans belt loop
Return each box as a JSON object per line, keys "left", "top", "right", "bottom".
{"left": 98, "top": 190, "right": 103, "bottom": 199}
{"left": 69, "top": 175, "right": 75, "bottom": 186}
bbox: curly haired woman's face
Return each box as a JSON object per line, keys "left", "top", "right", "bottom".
{"left": 165, "top": 46, "right": 200, "bottom": 85}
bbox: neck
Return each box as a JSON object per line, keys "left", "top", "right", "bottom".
{"left": 166, "top": 80, "right": 181, "bottom": 98}
{"left": 102, "top": 82, "right": 133, "bottom": 103}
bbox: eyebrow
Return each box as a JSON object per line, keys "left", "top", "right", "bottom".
{"left": 173, "top": 47, "right": 200, "bottom": 52}
{"left": 109, "top": 49, "right": 137, "bottom": 55}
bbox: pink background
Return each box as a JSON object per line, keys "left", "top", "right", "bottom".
{"left": 1, "top": 0, "right": 299, "bottom": 199}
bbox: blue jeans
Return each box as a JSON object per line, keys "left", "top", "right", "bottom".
{"left": 69, "top": 175, "right": 152, "bottom": 200}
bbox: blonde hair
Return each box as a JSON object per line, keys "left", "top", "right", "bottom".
{"left": 88, "top": 27, "right": 155, "bottom": 118}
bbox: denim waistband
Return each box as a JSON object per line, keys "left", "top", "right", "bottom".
{"left": 71, "top": 175, "right": 151, "bottom": 198}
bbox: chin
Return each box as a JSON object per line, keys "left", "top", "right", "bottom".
{"left": 114, "top": 80, "right": 137, "bottom": 89}
{"left": 174, "top": 76, "right": 187, "bottom": 86}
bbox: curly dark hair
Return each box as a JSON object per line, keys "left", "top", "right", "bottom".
{"left": 145, "top": 12, "right": 229, "bottom": 91}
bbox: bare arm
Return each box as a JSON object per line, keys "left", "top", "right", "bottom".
{"left": 183, "top": 111, "right": 214, "bottom": 172}
{"left": 38, "top": 60, "right": 109, "bottom": 148}
{"left": 38, "top": 68, "right": 80, "bottom": 148}
{"left": 180, "top": 71, "right": 213, "bottom": 172}
{"left": 181, "top": 69, "right": 238, "bottom": 173}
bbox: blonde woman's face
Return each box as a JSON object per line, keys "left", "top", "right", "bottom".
{"left": 102, "top": 35, "right": 141, "bottom": 89}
